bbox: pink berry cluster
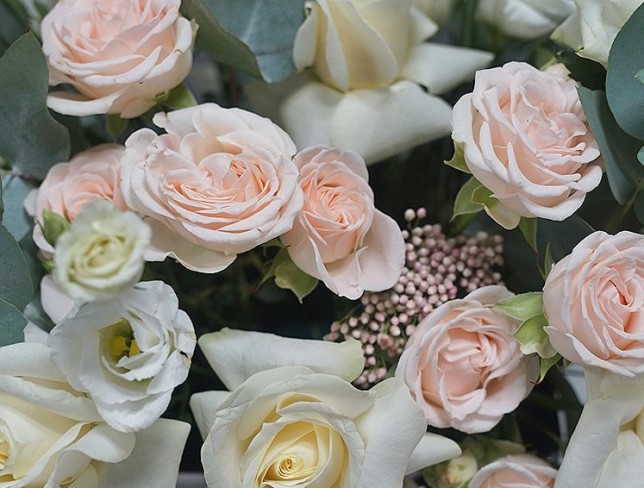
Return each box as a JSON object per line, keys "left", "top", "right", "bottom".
{"left": 325, "top": 208, "right": 505, "bottom": 388}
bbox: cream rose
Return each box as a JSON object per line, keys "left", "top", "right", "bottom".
{"left": 452, "top": 61, "right": 602, "bottom": 228}
{"left": 552, "top": 0, "right": 643, "bottom": 68}
{"left": 556, "top": 367, "right": 644, "bottom": 488}
{"left": 469, "top": 454, "right": 557, "bottom": 488}
{"left": 190, "top": 328, "right": 462, "bottom": 487}
{"left": 396, "top": 285, "right": 538, "bottom": 434}
{"left": 24, "top": 143, "right": 126, "bottom": 255}
{"left": 41, "top": 0, "right": 196, "bottom": 118}
{"left": 119, "top": 103, "right": 303, "bottom": 273}
{"left": 281, "top": 145, "right": 404, "bottom": 299}
{"left": 543, "top": 231, "right": 644, "bottom": 377}
{"left": 477, "top": 0, "right": 574, "bottom": 39}
{"left": 248, "top": 0, "right": 493, "bottom": 164}
{"left": 52, "top": 200, "right": 151, "bottom": 302}
{"left": 48, "top": 280, "right": 196, "bottom": 432}
{"left": 0, "top": 340, "right": 190, "bottom": 488}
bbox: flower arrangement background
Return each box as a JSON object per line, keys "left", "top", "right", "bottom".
{"left": 0, "top": 0, "right": 642, "bottom": 487}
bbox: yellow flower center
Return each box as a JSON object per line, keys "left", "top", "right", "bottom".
{"left": 101, "top": 319, "right": 142, "bottom": 360}
{"left": 0, "top": 439, "right": 8, "bottom": 470}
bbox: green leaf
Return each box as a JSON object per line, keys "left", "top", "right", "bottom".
{"left": 264, "top": 248, "right": 318, "bottom": 303}
{"left": 445, "top": 143, "right": 470, "bottom": 173}
{"left": 543, "top": 242, "right": 555, "bottom": 279}
{"left": 452, "top": 176, "right": 485, "bottom": 218}
{"left": 518, "top": 218, "right": 537, "bottom": 251}
{"left": 0, "top": 222, "right": 33, "bottom": 309}
{"left": 106, "top": 114, "right": 128, "bottom": 141}
{"left": 536, "top": 216, "right": 594, "bottom": 263}
{"left": 606, "top": 3, "right": 644, "bottom": 140}
{"left": 514, "top": 314, "right": 556, "bottom": 358}
{"left": 0, "top": 298, "right": 26, "bottom": 347}
{"left": 1, "top": 175, "right": 33, "bottom": 242}
{"left": 639, "top": 146, "right": 644, "bottom": 165}
{"left": 0, "top": 34, "right": 70, "bottom": 180}
{"left": 162, "top": 83, "right": 197, "bottom": 110}
{"left": 637, "top": 68, "right": 644, "bottom": 85}
{"left": 42, "top": 209, "right": 70, "bottom": 247}
{"left": 181, "top": 0, "right": 306, "bottom": 83}
{"left": 578, "top": 87, "right": 644, "bottom": 205}
{"left": 0, "top": 0, "right": 29, "bottom": 57}
{"left": 539, "top": 353, "right": 562, "bottom": 383}
{"left": 497, "top": 292, "right": 544, "bottom": 321}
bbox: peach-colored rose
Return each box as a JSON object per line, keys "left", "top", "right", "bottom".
{"left": 469, "top": 454, "right": 557, "bottom": 488}
{"left": 24, "top": 143, "right": 126, "bottom": 254}
{"left": 119, "top": 103, "right": 303, "bottom": 273}
{"left": 452, "top": 61, "right": 602, "bottom": 228}
{"left": 41, "top": 0, "right": 195, "bottom": 118}
{"left": 395, "top": 285, "right": 538, "bottom": 433}
{"left": 544, "top": 231, "right": 644, "bottom": 377}
{"left": 280, "top": 145, "right": 404, "bottom": 299}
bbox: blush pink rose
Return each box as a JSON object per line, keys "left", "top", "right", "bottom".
{"left": 544, "top": 231, "right": 644, "bottom": 377}
{"left": 41, "top": 0, "right": 195, "bottom": 118}
{"left": 395, "top": 285, "right": 538, "bottom": 433}
{"left": 24, "top": 143, "right": 126, "bottom": 254}
{"left": 469, "top": 454, "right": 557, "bottom": 488}
{"left": 452, "top": 61, "right": 602, "bottom": 227}
{"left": 119, "top": 103, "right": 303, "bottom": 273}
{"left": 280, "top": 145, "right": 404, "bottom": 299}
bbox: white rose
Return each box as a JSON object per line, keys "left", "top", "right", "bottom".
{"left": 48, "top": 281, "right": 196, "bottom": 432}
{"left": 190, "top": 328, "right": 461, "bottom": 487}
{"left": 477, "top": 0, "right": 575, "bottom": 39}
{"left": 556, "top": 367, "right": 644, "bottom": 487}
{"left": 0, "top": 340, "right": 190, "bottom": 488}
{"left": 551, "top": 0, "right": 643, "bottom": 67}
{"left": 247, "top": 0, "right": 493, "bottom": 164}
{"left": 53, "top": 200, "right": 151, "bottom": 302}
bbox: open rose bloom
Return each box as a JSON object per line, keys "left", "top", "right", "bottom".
{"left": 544, "top": 231, "right": 644, "bottom": 376}
{"left": 396, "top": 286, "right": 538, "bottom": 433}
{"left": 452, "top": 62, "right": 603, "bottom": 228}
{"left": 190, "top": 329, "right": 461, "bottom": 487}
{"left": 41, "top": 0, "right": 196, "bottom": 118}
{"left": 119, "top": 103, "right": 303, "bottom": 273}
{"left": 469, "top": 454, "right": 557, "bottom": 488}
{"left": 281, "top": 145, "right": 405, "bottom": 299}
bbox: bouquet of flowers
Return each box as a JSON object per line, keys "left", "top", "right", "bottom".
{"left": 0, "top": 0, "right": 642, "bottom": 486}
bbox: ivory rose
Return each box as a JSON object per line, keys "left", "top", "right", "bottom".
{"left": 119, "top": 103, "right": 303, "bottom": 273}
{"left": 49, "top": 281, "right": 196, "bottom": 432}
{"left": 281, "top": 145, "right": 404, "bottom": 299}
{"left": 24, "top": 143, "right": 126, "bottom": 255}
{"left": 0, "top": 340, "right": 190, "bottom": 488}
{"left": 552, "top": 0, "right": 643, "bottom": 68}
{"left": 555, "top": 368, "right": 644, "bottom": 487}
{"left": 247, "top": 0, "right": 493, "bottom": 164}
{"left": 190, "top": 328, "right": 462, "bottom": 487}
{"left": 396, "top": 285, "right": 538, "bottom": 434}
{"left": 53, "top": 200, "right": 150, "bottom": 302}
{"left": 41, "top": 0, "right": 195, "bottom": 118}
{"left": 543, "top": 231, "right": 644, "bottom": 377}
{"left": 452, "top": 61, "right": 602, "bottom": 228}
{"left": 476, "top": 0, "right": 574, "bottom": 39}
{"left": 469, "top": 454, "right": 557, "bottom": 488}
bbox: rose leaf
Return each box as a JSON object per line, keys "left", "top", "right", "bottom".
{"left": 0, "top": 33, "right": 70, "bottom": 180}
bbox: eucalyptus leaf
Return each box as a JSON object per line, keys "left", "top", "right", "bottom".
{"left": 637, "top": 68, "right": 644, "bottom": 85}
{"left": 606, "top": 3, "right": 644, "bottom": 140}
{"left": 181, "top": 0, "right": 305, "bottom": 83}
{"left": 0, "top": 34, "right": 70, "bottom": 180}
{"left": 0, "top": 222, "right": 33, "bottom": 309}
{"left": 578, "top": 87, "right": 644, "bottom": 205}
{"left": 1, "top": 174, "right": 33, "bottom": 242}
{"left": 0, "top": 0, "right": 29, "bottom": 57}
{"left": 0, "top": 298, "right": 26, "bottom": 347}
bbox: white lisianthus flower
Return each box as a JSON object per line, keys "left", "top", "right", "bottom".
{"left": 48, "top": 281, "right": 196, "bottom": 432}
{"left": 190, "top": 328, "right": 461, "bottom": 487}
{"left": 556, "top": 368, "right": 644, "bottom": 487}
{"left": 551, "top": 0, "right": 643, "bottom": 68}
{"left": 247, "top": 0, "right": 493, "bottom": 164}
{"left": 53, "top": 199, "right": 151, "bottom": 302}
{"left": 0, "top": 340, "right": 190, "bottom": 487}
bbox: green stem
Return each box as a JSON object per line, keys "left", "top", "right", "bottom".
{"left": 461, "top": 0, "right": 478, "bottom": 48}
{"left": 606, "top": 191, "right": 637, "bottom": 233}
